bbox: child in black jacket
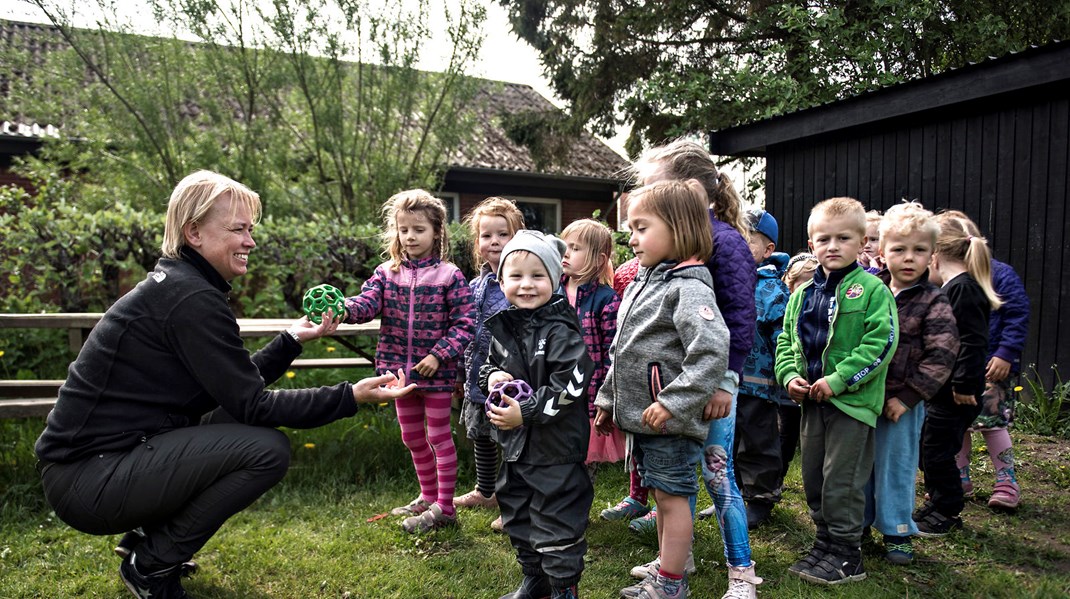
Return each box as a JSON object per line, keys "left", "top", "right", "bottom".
{"left": 480, "top": 230, "right": 595, "bottom": 599}
{"left": 916, "top": 212, "right": 1001, "bottom": 536}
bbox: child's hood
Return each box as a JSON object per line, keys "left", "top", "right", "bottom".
{"left": 637, "top": 260, "right": 715, "bottom": 290}
{"left": 758, "top": 252, "right": 790, "bottom": 278}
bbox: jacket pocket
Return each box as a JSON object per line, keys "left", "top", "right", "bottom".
{"left": 647, "top": 362, "right": 663, "bottom": 403}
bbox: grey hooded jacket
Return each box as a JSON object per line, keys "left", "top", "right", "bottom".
{"left": 595, "top": 261, "right": 729, "bottom": 442}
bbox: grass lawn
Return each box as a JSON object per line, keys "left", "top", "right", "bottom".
{"left": 2, "top": 399, "right": 1069, "bottom": 598}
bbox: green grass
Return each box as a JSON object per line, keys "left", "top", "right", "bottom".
{"left": 2, "top": 407, "right": 1069, "bottom": 598}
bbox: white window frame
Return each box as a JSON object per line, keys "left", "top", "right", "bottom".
{"left": 510, "top": 196, "right": 562, "bottom": 233}
{"left": 435, "top": 192, "right": 461, "bottom": 223}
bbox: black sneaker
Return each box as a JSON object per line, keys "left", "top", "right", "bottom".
{"left": 746, "top": 501, "right": 774, "bottom": 529}
{"left": 912, "top": 500, "right": 936, "bottom": 522}
{"left": 795, "top": 542, "right": 867, "bottom": 585}
{"left": 788, "top": 535, "right": 831, "bottom": 574}
{"left": 119, "top": 554, "right": 190, "bottom": 599}
{"left": 115, "top": 530, "right": 198, "bottom": 577}
{"left": 915, "top": 510, "right": 963, "bottom": 537}
{"left": 499, "top": 573, "right": 551, "bottom": 599}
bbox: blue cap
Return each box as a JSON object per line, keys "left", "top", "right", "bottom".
{"left": 748, "top": 209, "right": 778, "bottom": 244}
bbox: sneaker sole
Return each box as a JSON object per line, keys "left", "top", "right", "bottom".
{"left": 885, "top": 554, "right": 913, "bottom": 566}
{"left": 795, "top": 570, "right": 867, "bottom": 585}
{"left": 915, "top": 529, "right": 952, "bottom": 538}
{"left": 988, "top": 499, "right": 1019, "bottom": 510}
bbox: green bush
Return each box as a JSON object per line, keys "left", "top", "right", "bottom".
{"left": 1019, "top": 366, "right": 1070, "bottom": 439}
{"left": 0, "top": 179, "right": 476, "bottom": 377}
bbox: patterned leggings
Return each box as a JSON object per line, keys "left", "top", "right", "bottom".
{"left": 396, "top": 390, "right": 457, "bottom": 512}
{"left": 702, "top": 394, "right": 751, "bottom": 567}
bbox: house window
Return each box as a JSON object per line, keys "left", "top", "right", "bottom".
{"left": 514, "top": 198, "right": 561, "bottom": 233}
{"left": 435, "top": 192, "right": 461, "bottom": 223}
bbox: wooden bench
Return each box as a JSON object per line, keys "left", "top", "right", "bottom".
{"left": 0, "top": 314, "right": 381, "bottom": 418}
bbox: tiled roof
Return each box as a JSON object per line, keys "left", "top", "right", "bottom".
{"left": 458, "top": 81, "right": 630, "bottom": 180}
{"left": 0, "top": 18, "right": 629, "bottom": 182}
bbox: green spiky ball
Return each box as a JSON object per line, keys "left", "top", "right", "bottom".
{"left": 302, "top": 284, "right": 346, "bottom": 324}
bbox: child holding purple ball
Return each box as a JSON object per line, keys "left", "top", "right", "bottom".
{"left": 480, "top": 230, "right": 595, "bottom": 599}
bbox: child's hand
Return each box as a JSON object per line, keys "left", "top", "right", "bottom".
{"left": 487, "top": 393, "right": 524, "bottom": 430}
{"left": 413, "top": 354, "right": 440, "bottom": 378}
{"left": 986, "top": 356, "right": 1011, "bottom": 382}
{"left": 703, "top": 389, "right": 732, "bottom": 421}
{"left": 953, "top": 391, "right": 978, "bottom": 406}
{"left": 594, "top": 407, "right": 614, "bottom": 435}
{"left": 641, "top": 402, "right": 672, "bottom": 432}
{"left": 808, "top": 378, "right": 833, "bottom": 402}
{"left": 883, "top": 397, "right": 908, "bottom": 423}
{"left": 787, "top": 377, "right": 810, "bottom": 403}
{"left": 488, "top": 371, "right": 514, "bottom": 388}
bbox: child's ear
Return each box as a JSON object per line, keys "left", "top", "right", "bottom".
{"left": 763, "top": 242, "right": 775, "bottom": 260}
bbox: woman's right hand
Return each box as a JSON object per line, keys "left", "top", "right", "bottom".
{"left": 352, "top": 369, "right": 415, "bottom": 404}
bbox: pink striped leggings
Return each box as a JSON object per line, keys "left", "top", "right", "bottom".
{"left": 396, "top": 390, "right": 457, "bottom": 514}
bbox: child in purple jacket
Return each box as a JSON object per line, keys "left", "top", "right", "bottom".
{"left": 344, "top": 189, "right": 476, "bottom": 533}
{"left": 453, "top": 197, "right": 525, "bottom": 533}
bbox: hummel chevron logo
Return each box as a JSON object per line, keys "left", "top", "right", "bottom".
{"left": 544, "top": 367, "right": 585, "bottom": 416}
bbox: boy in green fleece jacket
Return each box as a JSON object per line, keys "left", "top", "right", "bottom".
{"left": 775, "top": 197, "right": 899, "bottom": 585}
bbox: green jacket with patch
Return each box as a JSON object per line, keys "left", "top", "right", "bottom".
{"left": 774, "top": 265, "right": 898, "bottom": 427}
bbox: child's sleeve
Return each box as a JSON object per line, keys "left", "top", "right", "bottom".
{"left": 758, "top": 280, "right": 790, "bottom": 345}
{"left": 597, "top": 292, "right": 621, "bottom": 383}
{"left": 343, "top": 265, "right": 386, "bottom": 324}
{"left": 898, "top": 293, "right": 960, "bottom": 408}
{"left": 824, "top": 284, "right": 899, "bottom": 396}
{"left": 594, "top": 362, "right": 616, "bottom": 412}
{"left": 991, "top": 265, "right": 1030, "bottom": 366}
{"left": 429, "top": 269, "right": 477, "bottom": 363}
{"left": 654, "top": 283, "right": 729, "bottom": 418}
{"left": 478, "top": 338, "right": 506, "bottom": 395}
{"left": 774, "top": 290, "right": 804, "bottom": 387}
{"left": 520, "top": 325, "right": 594, "bottom": 426}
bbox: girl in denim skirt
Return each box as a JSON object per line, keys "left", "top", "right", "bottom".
{"left": 595, "top": 180, "right": 761, "bottom": 599}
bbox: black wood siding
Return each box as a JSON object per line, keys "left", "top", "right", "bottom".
{"left": 765, "top": 94, "right": 1069, "bottom": 378}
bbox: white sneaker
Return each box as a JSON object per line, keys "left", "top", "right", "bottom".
{"left": 721, "top": 561, "right": 762, "bottom": 599}
{"left": 629, "top": 552, "right": 697, "bottom": 580}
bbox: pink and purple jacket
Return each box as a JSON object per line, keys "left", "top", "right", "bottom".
{"left": 343, "top": 256, "right": 476, "bottom": 392}
{"left": 558, "top": 278, "right": 621, "bottom": 416}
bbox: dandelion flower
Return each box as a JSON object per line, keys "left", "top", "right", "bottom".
{"left": 363, "top": 424, "right": 369, "bottom": 429}
{"left": 286, "top": 371, "right": 296, "bottom": 379}
{"left": 378, "top": 402, "right": 388, "bottom": 407}
{"left": 326, "top": 346, "right": 336, "bottom": 353}
{"left": 1014, "top": 386, "right": 1023, "bottom": 392}
{"left": 304, "top": 443, "right": 315, "bottom": 449}
{"left": 0, "top": 350, "right": 5, "bottom": 357}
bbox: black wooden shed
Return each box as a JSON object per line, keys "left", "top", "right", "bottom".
{"left": 710, "top": 41, "right": 1070, "bottom": 378}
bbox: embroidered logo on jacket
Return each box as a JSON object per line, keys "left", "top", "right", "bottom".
{"left": 699, "top": 305, "right": 717, "bottom": 321}
{"left": 845, "top": 283, "right": 864, "bottom": 299}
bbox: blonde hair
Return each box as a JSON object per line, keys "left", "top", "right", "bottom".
{"left": 865, "top": 209, "right": 883, "bottom": 229}
{"left": 628, "top": 179, "right": 714, "bottom": 263}
{"left": 162, "top": 170, "right": 262, "bottom": 258}
{"left": 381, "top": 189, "right": 449, "bottom": 271}
{"left": 633, "top": 138, "right": 749, "bottom": 239}
{"left": 935, "top": 211, "right": 1002, "bottom": 310}
{"left": 561, "top": 218, "right": 615, "bottom": 285}
{"left": 783, "top": 252, "right": 819, "bottom": 292}
{"left": 464, "top": 197, "right": 525, "bottom": 269}
{"left": 878, "top": 201, "right": 940, "bottom": 249}
{"left": 808, "top": 196, "right": 867, "bottom": 238}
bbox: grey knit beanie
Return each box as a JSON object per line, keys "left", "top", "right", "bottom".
{"left": 499, "top": 230, "right": 566, "bottom": 283}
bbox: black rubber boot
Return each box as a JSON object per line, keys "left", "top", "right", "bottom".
{"left": 499, "top": 573, "right": 551, "bottom": 599}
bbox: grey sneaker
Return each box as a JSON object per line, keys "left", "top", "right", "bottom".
{"left": 401, "top": 503, "right": 457, "bottom": 533}
{"left": 631, "top": 574, "right": 688, "bottom": 598}
{"left": 391, "top": 497, "right": 432, "bottom": 516}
